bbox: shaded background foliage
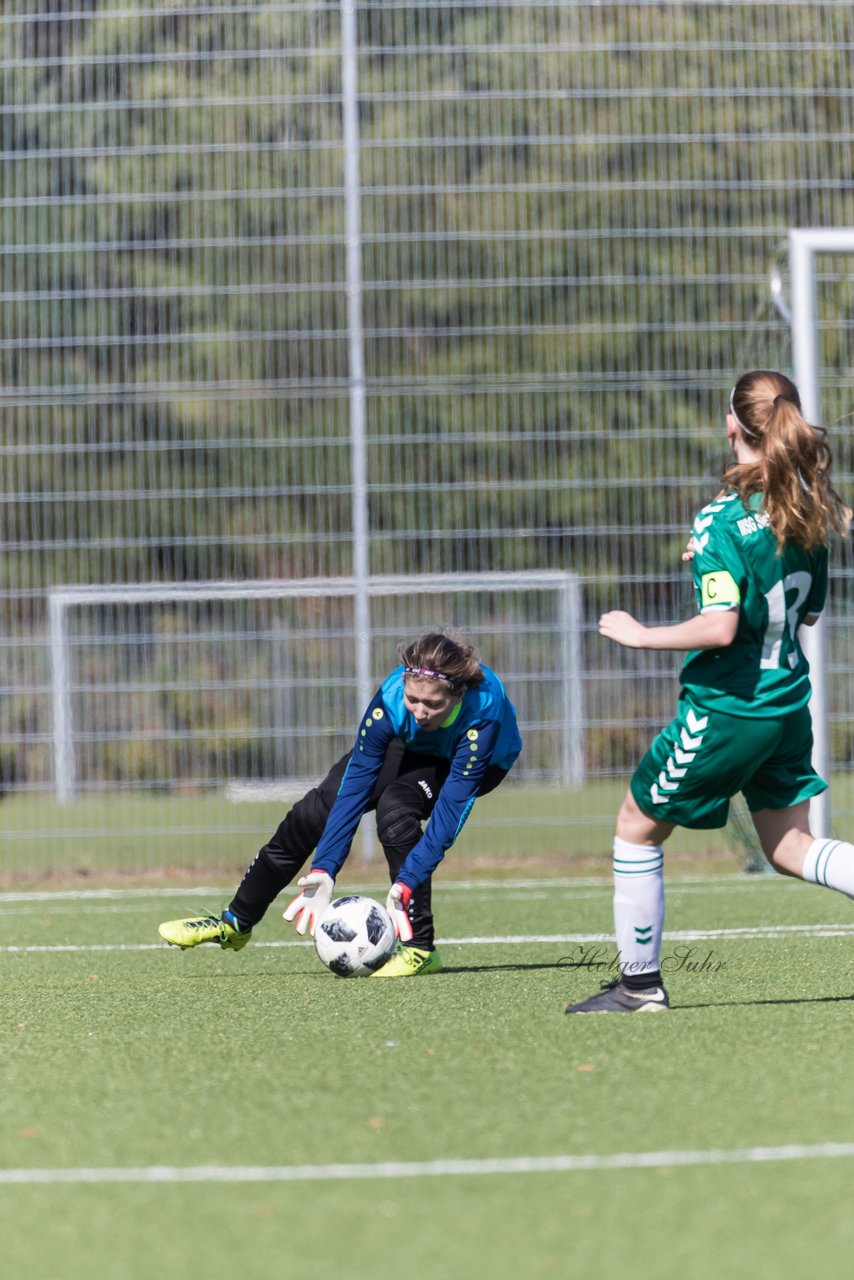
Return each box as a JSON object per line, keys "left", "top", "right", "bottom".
{"left": 3, "top": 1, "right": 854, "bottom": 808}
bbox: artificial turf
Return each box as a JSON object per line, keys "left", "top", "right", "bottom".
{"left": 3, "top": 873, "right": 854, "bottom": 1277}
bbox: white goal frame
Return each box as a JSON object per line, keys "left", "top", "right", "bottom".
{"left": 48, "top": 570, "right": 583, "bottom": 803}
{"left": 789, "top": 228, "right": 854, "bottom": 837}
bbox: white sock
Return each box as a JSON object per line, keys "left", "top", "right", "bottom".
{"left": 613, "top": 836, "right": 665, "bottom": 984}
{"left": 802, "top": 838, "right": 854, "bottom": 898}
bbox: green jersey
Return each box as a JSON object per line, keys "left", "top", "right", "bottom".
{"left": 680, "top": 491, "right": 828, "bottom": 717}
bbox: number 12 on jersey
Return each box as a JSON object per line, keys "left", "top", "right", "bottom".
{"left": 761, "top": 572, "right": 813, "bottom": 670}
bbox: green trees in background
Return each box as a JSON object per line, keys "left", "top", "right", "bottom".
{"left": 3, "top": 2, "right": 854, "bottom": 601}
{"left": 3, "top": 4, "right": 854, "bottom": 790}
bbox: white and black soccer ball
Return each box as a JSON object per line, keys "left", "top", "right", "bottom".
{"left": 314, "top": 895, "right": 397, "bottom": 977}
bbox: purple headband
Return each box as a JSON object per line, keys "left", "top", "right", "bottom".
{"left": 404, "top": 665, "right": 451, "bottom": 684}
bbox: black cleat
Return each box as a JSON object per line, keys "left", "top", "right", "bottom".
{"left": 565, "top": 979, "right": 669, "bottom": 1015}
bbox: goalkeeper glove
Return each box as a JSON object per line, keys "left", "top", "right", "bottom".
{"left": 283, "top": 870, "right": 335, "bottom": 937}
{"left": 386, "top": 882, "right": 414, "bottom": 942}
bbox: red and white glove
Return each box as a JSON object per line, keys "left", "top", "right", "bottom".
{"left": 283, "top": 870, "right": 335, "bottom": 937}
{"left": 386, "top": 882, "right": 414, "bottom": 942}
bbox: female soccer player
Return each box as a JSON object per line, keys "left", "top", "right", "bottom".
{"left": 566, "top": 369, "right": 852, "bottom": 1013}
{"left": 159, "top": 630, "right": 522, "bottom": 976}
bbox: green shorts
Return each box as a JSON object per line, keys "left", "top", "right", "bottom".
{"left": 630, "top": 694, "right": 827, "bottom": 830}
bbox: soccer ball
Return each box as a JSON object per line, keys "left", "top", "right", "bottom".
{"left": 314, "top": 895, "right": 397, "bottom": 977}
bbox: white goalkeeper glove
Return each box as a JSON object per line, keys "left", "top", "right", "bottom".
{"left": 283, "top": 870, "right": 335, "bottom": 937}
{"left": 386, "top": 882, "right": 414, "bottom": 942}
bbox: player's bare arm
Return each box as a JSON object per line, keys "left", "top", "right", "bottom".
{"left": 598, "top": 606, "right": 738, "bottom": 651}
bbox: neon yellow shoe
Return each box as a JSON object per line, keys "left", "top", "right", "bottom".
{"left": 158, "top": 909, "right": 251, "bottom": 951}
{"left": 370, "top": 944, "right": 443, "bottom": 977}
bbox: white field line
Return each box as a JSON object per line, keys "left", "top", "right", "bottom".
{"left": 0, "top": 874, "right": 783, "bottom": 904}
{"left": 3, "top": 922, "right": 854, "bottom": 954}
{"left": 0, "top": 878, "right": 785, "bottom": 921}
{"left": 3, "top": 1143, "right": 854, "bottom": 1185}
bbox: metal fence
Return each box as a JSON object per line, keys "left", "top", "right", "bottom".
{"left": 3, "top": 2, "right": 854, "bottom": 876}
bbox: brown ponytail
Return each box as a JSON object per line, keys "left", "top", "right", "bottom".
{"left": 724, "top": 370, "right": 851, "bottom": 550}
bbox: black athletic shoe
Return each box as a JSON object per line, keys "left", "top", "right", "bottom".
{"left": 564, "top": 978, "right": 669, "bottom": 1015}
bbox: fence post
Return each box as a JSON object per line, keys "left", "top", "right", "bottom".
{"left": 49, "top": 592, "right": 75, "bottom": 803}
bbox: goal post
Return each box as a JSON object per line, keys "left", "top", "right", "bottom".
{"left": 48, "top": 570, "right": 584, "bottom": 805}
{"left": 788, "top": 228, "right": 854, "bottom": 838}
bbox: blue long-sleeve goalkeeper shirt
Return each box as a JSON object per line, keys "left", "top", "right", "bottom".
{"left": 311, "top": 664, "right": 522, "bottom": 891}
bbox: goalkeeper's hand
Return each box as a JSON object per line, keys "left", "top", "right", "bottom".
{"left": 283, "top": 870, "right": 335, "bottom": 936}
{"left": 386, "top": 882, "right": 414, "bottom": 942}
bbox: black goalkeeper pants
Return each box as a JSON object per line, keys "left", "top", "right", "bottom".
{"left": 229, "top": 740, "right": 507, "bottom": 950}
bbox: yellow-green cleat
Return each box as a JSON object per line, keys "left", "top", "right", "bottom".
{"left": 370, "top": 943, "right": 443, "bottom": 977}
{"left": 158, "top": 909, "right": 251, "bottom": 951}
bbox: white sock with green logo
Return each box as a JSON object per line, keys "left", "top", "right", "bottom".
{"left": 802, "top": 838, "right": 854, "bottom": 897}
{"left": 613, "top": 836, "right": 665, "bottom": 986}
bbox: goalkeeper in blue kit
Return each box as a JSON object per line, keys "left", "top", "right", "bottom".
{"left": 159, "top": 630, "right": 521, "bottom": 976}
{"left": 566, "top": 369, "right": 853, "bottom": 1014}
